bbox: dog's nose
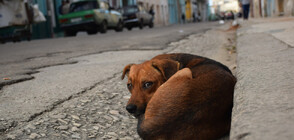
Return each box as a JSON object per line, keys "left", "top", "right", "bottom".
{"left": 126, "top": 104, "right": 137, "bottom": 114}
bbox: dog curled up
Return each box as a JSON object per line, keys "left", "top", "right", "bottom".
{"left": 122, "top": 53, "right": 236, "bottom": 140}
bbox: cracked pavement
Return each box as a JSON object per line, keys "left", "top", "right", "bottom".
{"left": 0, "top": 22, "right": 237, "bottom": 139}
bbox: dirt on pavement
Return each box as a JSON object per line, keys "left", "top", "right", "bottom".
{"left": 0, "top": 23, "right": 238, "bottom": 140}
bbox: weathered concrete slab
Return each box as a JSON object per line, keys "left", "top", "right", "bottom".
{"left": 230, "top": 18, "right": 294, "bottom": 140}
{"left": 0, "top": 50, "right": 162, "bottom": 129}
{"left": 0, "top": 23, "right": 237, "bottom": 139}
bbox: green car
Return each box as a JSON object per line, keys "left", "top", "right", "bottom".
{"left": 58, "top": 0, "right": 124, "bottom": 36}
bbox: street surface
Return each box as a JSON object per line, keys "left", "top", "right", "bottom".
{"left": 0, "top": 23, "right": 216, "bottom": 88}
{"left": 230, "top": 17, "right": 294, "bottom": 140}
{"left": 0, "top": 22, "right": 237, "bottom": 139}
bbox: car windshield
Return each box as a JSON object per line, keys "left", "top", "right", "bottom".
{"left": 123, "top": 6, "right": 138, "bottom": 14}
{"left": 69, "top": 1, "right": 98, "bottom": 13}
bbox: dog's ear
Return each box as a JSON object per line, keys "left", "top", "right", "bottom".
{"left": 152, "top": 59, "right": 180, "bottom": 81}
{"left": 122, "top": 64, "right": 134, "bottom": 80}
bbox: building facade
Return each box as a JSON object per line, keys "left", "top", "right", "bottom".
{"left": 1, "top": 0, "right": 211, "bottom": 41}
{"left": 168, "top": 0, "right": 179, "bottom": 24}
{"left": 194, "top": 0, "right": 210, "bottom": 21}
{"left": 137, "top": 0, "right": 169, "bottom": 25}
{"left": 251, "top": 0, "right": 293, "bottom": 18}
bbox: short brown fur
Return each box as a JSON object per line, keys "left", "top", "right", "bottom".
{"left": 122, "top": 53, "right": 236, "bottom": 140}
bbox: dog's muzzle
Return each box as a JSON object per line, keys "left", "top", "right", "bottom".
{"left": 126, "top": 104, "right": 145, "bottom": 118}
{"left": 126, "top": 104, "right": 137, "bottom": 114}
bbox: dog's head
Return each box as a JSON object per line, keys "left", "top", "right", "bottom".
{"left": 122, "top": 59, "right": 180, "bottom": 118}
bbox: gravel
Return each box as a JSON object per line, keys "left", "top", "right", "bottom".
{"left": 1, "top": 24, "right": 236, "bottom": 140}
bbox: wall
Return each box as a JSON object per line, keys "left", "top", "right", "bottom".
{"left": 252, "top": 0, "right": 293, "bottom": 17}
{"left": 186, "top": 0, "right": 192, "bottom": 21}
{"left": 284, "top": 0, "right": 294, "bottom": 16}
{"left": 137, "top": 0, "right": 169, "bottom": 25}
{"left": 0, "top": 1, "right": 29, "bottom": 28}
{"left": 266, "top": 0, "right": 275, "bottom": 16}
{"left": 168, "top": 0, "right": 178, "bottom": 24}
{"left": 252, "top": 0, "right": 261, "bottom": 17}
{"left": 31, "top": 0, "right": 52, "bottom": 39}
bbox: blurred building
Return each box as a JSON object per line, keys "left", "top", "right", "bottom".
{"left": 117, "top": 0, "right": 209, "bottom": 24}
{"left": 210, "top": 0, "right": 239, "bottom": 13}
{"left": 196, "top": 0, "right": 210, "bottom": 21}
{"left": 168, "top": 0, "right": 179, "bottom": 24}
{"left": 251, "top": 0, "right": 294, "bottom": 17}
{"left": 137, "top": 0, "right": 169, "bottom": 26}
{"left": 209, "top": 0, "right": 239, "bottom": 21}
{"left": 30, "top": 0, "right": 55, "bottom": 39}
{"left": 172, "top": 0, "right": 210, "bottom": 22}
{"left": 1, "top": 0, "right": 212, "bottom": 41}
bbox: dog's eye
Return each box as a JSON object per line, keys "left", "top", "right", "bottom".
{"left": 143, "top": 82, "right": 153, "bottom": 89}
{"left": 127, "top": 83, "right": 132, "bottom": 90}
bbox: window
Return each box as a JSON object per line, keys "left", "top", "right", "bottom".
{"left": 69, "top": 1, "right": 98, "bottom": 13}
{"left": 123, "top": 6, "right": 138, "bottom": 14}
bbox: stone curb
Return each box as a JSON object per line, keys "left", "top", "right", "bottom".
{"left": 230, "top": 18, "right": 294, "bottom": 140}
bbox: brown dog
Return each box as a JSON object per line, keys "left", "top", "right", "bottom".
{"left": 122, "top": 53, "right": 236, "bottom": 139}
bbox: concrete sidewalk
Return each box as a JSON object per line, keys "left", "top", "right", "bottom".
{"left": 0, "top": 23, "right": 237, "bottom": 139}
{"left": 230, "top": 17, "right": 294, "bottom": 140}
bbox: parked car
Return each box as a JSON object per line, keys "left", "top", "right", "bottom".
{"left": 0, "top": 25, "right": 32, "bottom": 44}
{"left": 121, "top": 5, "right": 153, "bottom": 30}
{"left": 58, "top": 0, "right": 123, "bottom": 36}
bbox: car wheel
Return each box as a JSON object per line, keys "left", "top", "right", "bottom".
{"left": 139, "top": 19, "right": 144, "bottom": 29}
{"left": 100, "top": 21, "right": 107, "bottom": 34}
{"left": 87, "top": 30, "right": 98, "bottom": 35}
{"left": 127, "top": 27, "right": 132, "bottom": 31}
{"left": 148, "top": 20, "right": 154, "bottom": 28}
{"left": 13, "top": 37, "right": 21, "bottom": 42}
{"left": 65, "top": 30, "right": 77, "bottom": 37}
{"left": 115, "top": 21, "right": 123, "bottom": 32}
